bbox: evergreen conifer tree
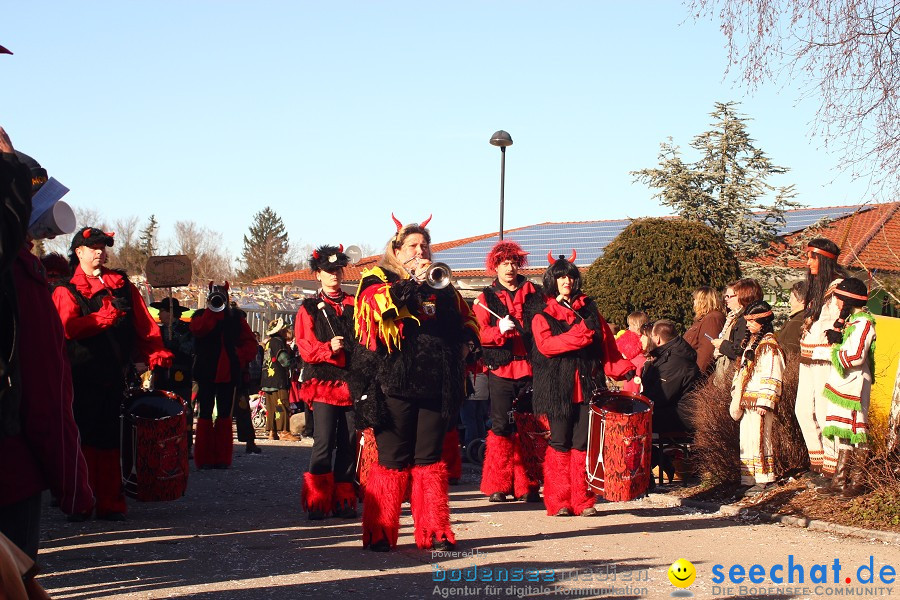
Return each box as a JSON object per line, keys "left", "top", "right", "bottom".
{"left": 239, "top": 206, "right": 290, "bottom": 281}
{"left": 632, "top": 102, "right": 800, "bottom": 261}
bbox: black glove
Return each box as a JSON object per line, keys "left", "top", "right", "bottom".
{"left": 111, "top": 296, "right": 131, "bottom": 313}
{"left": 389, "top": 278, "right": 420, "bottom": 310}
{"left": 825, "top": 329, "right": 843, "bottom": 344}
{"left": 623, "top": 369, "right": 636, "bottom": 381}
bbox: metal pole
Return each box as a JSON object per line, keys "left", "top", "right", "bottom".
{"left": 499, "top": 146, "right": 506, "bottom": 241}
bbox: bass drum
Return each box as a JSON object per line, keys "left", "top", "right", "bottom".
{"left": 121, "top": 389, "right": 189, "bottom": 502}
{"left": 586, "top": 390, "right": 652, "bottom": 502}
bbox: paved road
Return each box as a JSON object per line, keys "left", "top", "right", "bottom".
{"left": 35, "top": 439, "right": 900, "bottom": 600}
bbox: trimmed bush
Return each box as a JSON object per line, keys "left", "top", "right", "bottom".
{"left": 583, "top": 218, "right": 740, "bottom": 330}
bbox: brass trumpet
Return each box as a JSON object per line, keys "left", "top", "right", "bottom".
{"left": 405, "top": 257, "right": 453, "bottom": 289}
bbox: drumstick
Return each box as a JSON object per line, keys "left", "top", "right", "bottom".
{"left": 473, "top": 299, "right": 504, "bottom": 321}
{"left": 474, "top": 299, "right": 524, "bottom": 333}
{"left": 317, "top": 301, "right": 338, "bottom": 338}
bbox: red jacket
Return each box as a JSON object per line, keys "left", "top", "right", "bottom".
{"left": 295, "top": 293, "right": 355, "bottom": 406}
{"left": 1, "top": 247, "right": 94, "bottom": 516}
{"left": 52, "top": 265, "right": 172, "bottom": 369}
{"left": 475, "top": 280, "right": 535, "bottom": 380}
{"left": 533, "top": 295, "right": 633, "bottom": 403}
{"left": 190, "top": 309, "right": 258, "bottom": 383}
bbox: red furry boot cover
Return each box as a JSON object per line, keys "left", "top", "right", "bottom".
{"left": 194, "top": 418, "right": 215, "bottom": 469}
{"left": 362, "top": 464, "right": 409, "bottom": 549}
{"left": 213, "top": 417, "right": 233, "bottom": 467}
{"left": 441, "top": 428, "right": 462, "bottom": 482}
{"left": 542, "top": 447, "right": 572, "bottom": 516}
{"left": 569, "top": 449, "right": 596, "bottom": 515}
{"left": 84, "top": 446, "right": 127, "bottom": 516}
{"left": 410, "top": 462, "right": 456, "bottom": 549}
{"left": 302, "top": 472, "right": 335, "bottom": 514}
{"left": 479, "top": 431, "right": 514, "bottom": 496}
{"left": 333, "top": 481, "right": 358, "bottom": 514}
{"left": 512, "top": 433, "right": 541, "bottom": 499}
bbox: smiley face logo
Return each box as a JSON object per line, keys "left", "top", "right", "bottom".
{"left": 667, "top": 559, "right": 696, "bottom": 588}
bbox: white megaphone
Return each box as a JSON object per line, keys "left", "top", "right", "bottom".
{"left": 29, "top": 199, "right": 76, "bottom": 240}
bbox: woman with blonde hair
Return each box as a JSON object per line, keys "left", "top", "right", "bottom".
{"left": 683, "top": 286, "right": 726, "bottom": 374}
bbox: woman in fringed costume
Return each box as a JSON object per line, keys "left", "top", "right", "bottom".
{"left": 527, "top": 252, "right": 633, "bottom": 517}
{"left": 353, "top": 215, "right": 480, "bottom": 552}
{"left": 296, "top": 245, "right": 358, "bottom": 520}
{"left": 818, "top": 278, "right": 876, "bottom": 499}
{"left": 796, "top": 238, "right": 846, "bottom": 482}
{"left": 728, "top": 301, "right": 786, "bottom": 496}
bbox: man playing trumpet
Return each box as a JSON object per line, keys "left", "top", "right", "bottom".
{"left": 295, "top": 244, "right": 357, "bottom": 520}
{"left": 353, "top": 214, "right": 479, "bottom": 552}
{"left": 474, "top": 240, "right": 543, "bottom": 504}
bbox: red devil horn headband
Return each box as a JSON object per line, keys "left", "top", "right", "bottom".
{"left": 392, "top": 213, "right": 403, "bottom": 232}
{"left": 420, "top": 214, "right": 432, "bottom": 229}
{"left": 338, "top": 244, "right": 343, "bottom": 252}
{"left": 391, "top": 213, "right": 433, "bottom": 232}
{"left": 546, "top": 249, "right": 577, "bottom": 265}
{"left": 313, "top": 249, "right": 320, "bottom": 259}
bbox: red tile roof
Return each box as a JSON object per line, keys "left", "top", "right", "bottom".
{"left": 253, "top": 230, "right": 504, "bottom": 284}
{"left": 757, "top": 202, "right": 900, "bottom": 273}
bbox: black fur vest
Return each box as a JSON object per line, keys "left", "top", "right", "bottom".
{"left": 300, "top": 296, "right": 355, "bottom": 385}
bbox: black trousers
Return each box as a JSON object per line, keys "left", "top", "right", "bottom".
{"left": 196, "top": 381, "right": 235, "bottom": 420}
{"left": 375, "top": 394, "right": 447, "bottom": 470}
{"left": 547, "top": 402, "right": 591, "bottom": 452}
{"left": 309, "top": 402, "right": 356, "bottom": 482}
{"left": 72, "top": 373, "right": 125, "bottom": 449}
{"left": 0, "top": 493, "right": 42, "bottom": 560}
{"left": 488, "top": 373, "right": 531, "bottom": 437}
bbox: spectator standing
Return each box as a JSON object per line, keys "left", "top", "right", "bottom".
{"left": 711, "top": 278, "right": 763, "bottom": 385}
{"left": 683, "top": 286, "right": 726, "bottom": 375}
{"left": 261, "top": 318, "right": 298, "bottom": 441}
{"left": 776, "top": 280, "right": 807, "bottom": 356}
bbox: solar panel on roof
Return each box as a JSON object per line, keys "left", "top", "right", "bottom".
{"left": 433, "top": 206, "right": 869, "bottom": 272}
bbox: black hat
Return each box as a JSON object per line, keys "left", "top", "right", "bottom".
{"left": 150, "top": 297, "right": 188, "bottom": 316}
{"left": 14, "top": 151, "right": 48, "bottom": 194}
{"left": 309, "top": 244, "right": 349, "bottom": 273}
{"left": 0, "top": 44, "right": 11, "bottom": 55}
{"left": 70, "top": 226, "right": 115, "bottom": 251}
{"left": 835, "top": 278, "right": 868, "bottom": 307}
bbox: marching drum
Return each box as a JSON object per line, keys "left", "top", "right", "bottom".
{"left": 121, "top": 389, "right": 189, "bottom": 502}
{"left": 586, "top": 391, "right": 652, "bottom": 502}
{"left": 510, "top": 385, "right": 550, "bottom": 485}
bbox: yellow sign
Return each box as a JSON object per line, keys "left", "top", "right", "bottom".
{"left": 872, "top": 315, "right": 900, "bottom": 419}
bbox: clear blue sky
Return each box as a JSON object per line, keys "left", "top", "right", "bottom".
{"left": 1, "top": 2, "right": 870, "bottom": 264}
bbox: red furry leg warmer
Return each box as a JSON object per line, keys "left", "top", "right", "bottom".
{"left": 479, "top": 431, "right": 514, "bottom": 496}
{"left": 213, "top": 417, "right": 233, "bottom": 467}
{"left": 194, "top": 418, "right": 215, "bottom": 469}
{"left": 302, "top": 472, "right": 335, "bottom": 514}
{"left": 362, "top": 464, "right": 409, "bottom": 549}
{"left": 512, "top": 433, "right": 541, "bottom": 499}
{"left": 84, "top": 446, "right": 127, "bottom": 516}
{"left": 569, "top": 449, "right": 596, "bottom": 515}
{"left": 333, "top": 481, "right": 358, "bottom": 513}
{"left": 410, "top": 462, "right": 456, "bottom": 549}
{"left": 542, "top": 447, "right": 572, "bottom": 516}
{"left": 441, "top": 428, "right": 462, "bottom": 482}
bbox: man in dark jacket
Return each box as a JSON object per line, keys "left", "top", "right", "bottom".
{"left": 776, "top": 280, "right": 807, "bottom": 356}
{"left": 261, "top": 317, "right": 298, "bottom": 441}
{"left": 641, "top": 319, "right": 701, "bottom": 433}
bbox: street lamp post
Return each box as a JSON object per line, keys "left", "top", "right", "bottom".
{"left": 489, "top": 130, "right": 513, "bottom": 240}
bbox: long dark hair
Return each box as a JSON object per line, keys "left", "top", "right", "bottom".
{"left": 542, "top": 257, "right": 581, "bottom": 298}
{"left": 803, "top": 238, "right": 847, "bottom": 322}
{"left": 740, "top": 300, "right": 775, "bottom": 363}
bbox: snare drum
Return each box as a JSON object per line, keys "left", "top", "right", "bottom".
{"left": 120, "top": 389, "right": 189, "bottom": 502}
{"left": 586, "top": 391, "right": 652, "bottom": 502}
{"left": 510, "top": 384, "right": 550, "bottom": 484}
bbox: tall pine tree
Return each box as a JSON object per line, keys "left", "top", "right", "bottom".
{"left": 239, "top": 207, "right": 290, "bottom": 281}
{"left": 632, "top": 101, "right": 800, "bottom": 261}
{"left": 138, "top": 214, "right": 158, "bottom": 263}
